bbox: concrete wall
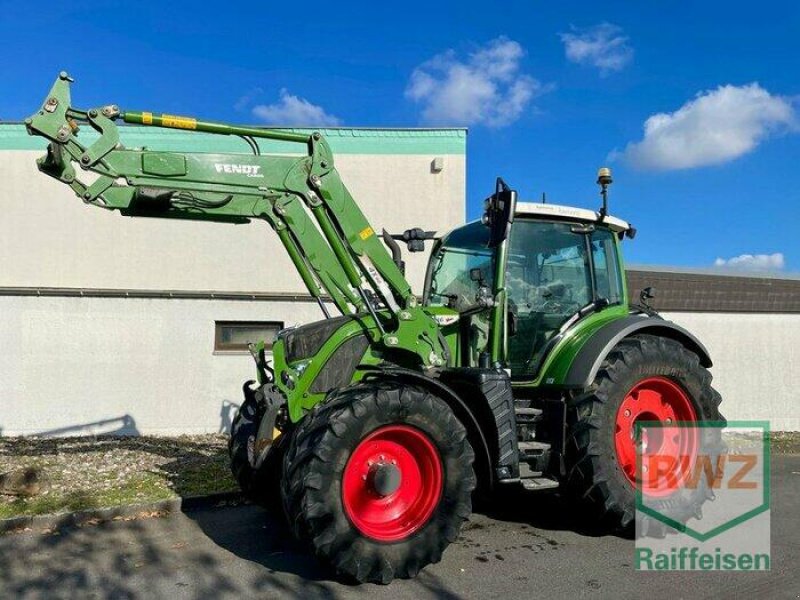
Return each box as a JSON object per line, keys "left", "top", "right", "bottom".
{"left": 2, "top": 303, "right": 797, "bottom": 435}
{"left": 661, "top": 312, "right": 800, "bottom": 431}
{"left": 0, "top": 149, "right": 465, "bottom": 294}
{"left": 0, "top": 295, "right": 321, "bottom": 436}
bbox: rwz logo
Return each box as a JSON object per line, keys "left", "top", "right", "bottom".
{"left": 214, "top": 163, "right": 263, "bottom": 178}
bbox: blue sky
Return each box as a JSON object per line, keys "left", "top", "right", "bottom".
{"left": 2, "top": 1, "right": 798, "bottom": 272}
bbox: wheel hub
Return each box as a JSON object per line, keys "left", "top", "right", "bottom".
{"left": 368, "top": 462, "right": 402, "bottom": 497}
{"left": 342, "top": 425, "right": 443, "bottom": 542}
{"left": 614, "top": 376, "right": 698, "bottom": 497}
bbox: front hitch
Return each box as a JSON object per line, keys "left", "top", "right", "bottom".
{"left": 248, "top": 341, "right": 273, "bottom": 385}
{"left": 242, "top": 380, "right": 286, "bottom": 470}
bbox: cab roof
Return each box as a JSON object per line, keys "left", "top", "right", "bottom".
{"left": 515, "top": 202, "right": 630, "bottom": 233}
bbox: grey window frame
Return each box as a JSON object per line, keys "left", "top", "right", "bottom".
{"left": 214, "top": 320, "right": 284, "bottom": 354}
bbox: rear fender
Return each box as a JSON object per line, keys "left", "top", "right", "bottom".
{"left": 563, "top": 315, "right": 712, "bottom": 389}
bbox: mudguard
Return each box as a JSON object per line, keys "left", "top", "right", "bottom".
{"left": 563, "top": 314, "right": 712, "bottom": 389}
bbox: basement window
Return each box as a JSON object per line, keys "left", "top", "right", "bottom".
{"left": 214, "top": 321, "right": 284, "bottom": 353}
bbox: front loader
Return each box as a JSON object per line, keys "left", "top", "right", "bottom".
{"left": 25, "top": 73, "right": 724, "bottom": 584}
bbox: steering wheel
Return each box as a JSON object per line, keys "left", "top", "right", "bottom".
{"left": 543, "top": 295, "right": 587, "bottom": 315}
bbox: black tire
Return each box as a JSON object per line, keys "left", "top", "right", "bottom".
{"left": 565, "top": 334, "right": 725, "bottom": 535}
{"left": 281, "top": 381, "right": 475, "bottom": 584}
{"left": 228, "top": 383, "right": 286, "bottom": 514}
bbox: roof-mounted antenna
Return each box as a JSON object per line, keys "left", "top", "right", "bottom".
{"left": 541, "top": 192, "right": 546, "bottom": 204}
{"left": 596, "top": 167, "right": 612, "bottom": 221}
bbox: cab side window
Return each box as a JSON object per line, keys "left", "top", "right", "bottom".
{"left": 590, "top": 229, "right": 623, "bottom": 305}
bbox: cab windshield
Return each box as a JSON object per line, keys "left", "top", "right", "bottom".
{"left": 425, "top": 221, "right": 493, "bottom": 312}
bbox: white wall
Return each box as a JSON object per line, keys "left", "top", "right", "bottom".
{"left": 0, "top": 151, "right": 465, "bottom": 294}
{"left": 662, "top": 312, "right": 800, "bottom": 431}
{"left": 0, "top": 137, "right": 468, "bottom": 436}
{"left": 2, "top": 299, "right": 797, "bottom": 435}
{"left": 0, "top": 295, "right": 325, "bottom": 436}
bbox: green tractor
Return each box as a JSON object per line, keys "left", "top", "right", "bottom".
{"left": 26, "top": 73, "right": 723, "bottom": 584}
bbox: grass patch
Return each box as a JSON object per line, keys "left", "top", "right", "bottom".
{"left": 172, "top": 457, "right": 239, "bottom": 498}
{"left": 2, "top": 430, "right": 798, "bottom": 521}
{"left": 769, "top": 432, "right": 800, "bottom": 454}
{"left": 0, "top": 435, "right": 238, "bottom": 520}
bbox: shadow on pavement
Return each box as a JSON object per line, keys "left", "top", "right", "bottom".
{"left": 185, "top": 486, "right": 626, "bottom": 591}
{"left": 0, "top": 506, "right": 341, "bottom": 599}
{"left": 188, "top": 502, "right": 470, "bottom": 598}
{"left": 0, "top": 484, "right": 625, "bottom": 599}
{"left": 188, "top": 502, "right": 336, "bottom": 582}
{"left": 476, "top": 486, "right": 631, "bottom": 539}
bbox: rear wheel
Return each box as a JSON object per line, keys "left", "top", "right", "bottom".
{"left": 281, "top": 381, "right": 475, "bottom": 584}
{"left": 565, "top": 334, "right": 724, "bottom": 533}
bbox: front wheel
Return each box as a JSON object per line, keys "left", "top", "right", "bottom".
{"left": 281, "top": 381, "right": 475, "bottom": 584}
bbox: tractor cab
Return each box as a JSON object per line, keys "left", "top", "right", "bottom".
{"left": 424, "top": 177, "right": 633, "bottom": 377}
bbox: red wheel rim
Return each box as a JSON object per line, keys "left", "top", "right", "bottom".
{"left": 342, "top": 425, "right": 443, "bottom": 542}
{"left": 614, "top": 376, "right": 698, "bottom": 497}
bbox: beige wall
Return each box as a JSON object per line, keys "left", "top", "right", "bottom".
{"left": 0, "top": 295, "right": 324, "bottom": 436}
{"left": 0, "top": 151, "right": 465, "bottom": 294}
{"left": 662, "top": 312, "right": 800, "bottom": 431}
{"left": 2, "top": 300, "right": 797, "bottom": 435}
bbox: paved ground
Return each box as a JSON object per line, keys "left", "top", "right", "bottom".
{"left": 1, "top": 455, "right": 797, "bottom": 599}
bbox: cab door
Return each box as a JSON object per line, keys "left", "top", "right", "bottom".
{"left": 504, "top": 221, "right": 624, "bottom": 379}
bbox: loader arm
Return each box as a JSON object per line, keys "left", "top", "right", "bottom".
{"left": 26, "top": 72, "right": 447, "bottom": 367}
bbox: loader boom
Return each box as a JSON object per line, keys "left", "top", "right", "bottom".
{"left": 26, "top": 73, "right": 447, "bottom": 367}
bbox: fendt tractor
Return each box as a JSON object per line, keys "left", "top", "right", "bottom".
{"left": 26, "top": 73, "right": 724, "bottom": 584}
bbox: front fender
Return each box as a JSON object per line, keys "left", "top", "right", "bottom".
{"left": 562, "top": 314, "right": 712, "bottom": 389}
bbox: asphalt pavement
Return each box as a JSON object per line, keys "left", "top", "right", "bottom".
{"left": 1, "top": 455, "right": 797, "bottom": 599}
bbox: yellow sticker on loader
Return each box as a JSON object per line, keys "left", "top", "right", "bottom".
{"left": 161, "top": 114, "right": 197, "bottom": 130}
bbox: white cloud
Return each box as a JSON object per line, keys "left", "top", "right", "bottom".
{"left": 616, "top": 83, "right": 796, "bottom": 170}
{"left": 714, "top": 253, "right": 785, "bottom": 272}
{"left": 252, "top": 89, "right": 341, "bottom": 126}
{"left": 405, "top": 37, "right": 549, "bottom": 128}
{"left": 560, "top": 23, "right": 633, "bottom": 75}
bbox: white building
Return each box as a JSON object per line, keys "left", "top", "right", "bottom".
{"left": 1, "top": 123, "right": 798, "bottom": 434}
{"left": 0, "top": 125, "right": 466, "bottom": 435}
{"left": 627, "top": 266, "right": 800, "bottom": 431}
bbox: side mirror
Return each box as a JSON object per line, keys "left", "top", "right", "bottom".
{"left": 640, "top": 287, "right": 656, "bottom": 312}
{"left": 483, "top": 177, "right": 517, "bottom": 247}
